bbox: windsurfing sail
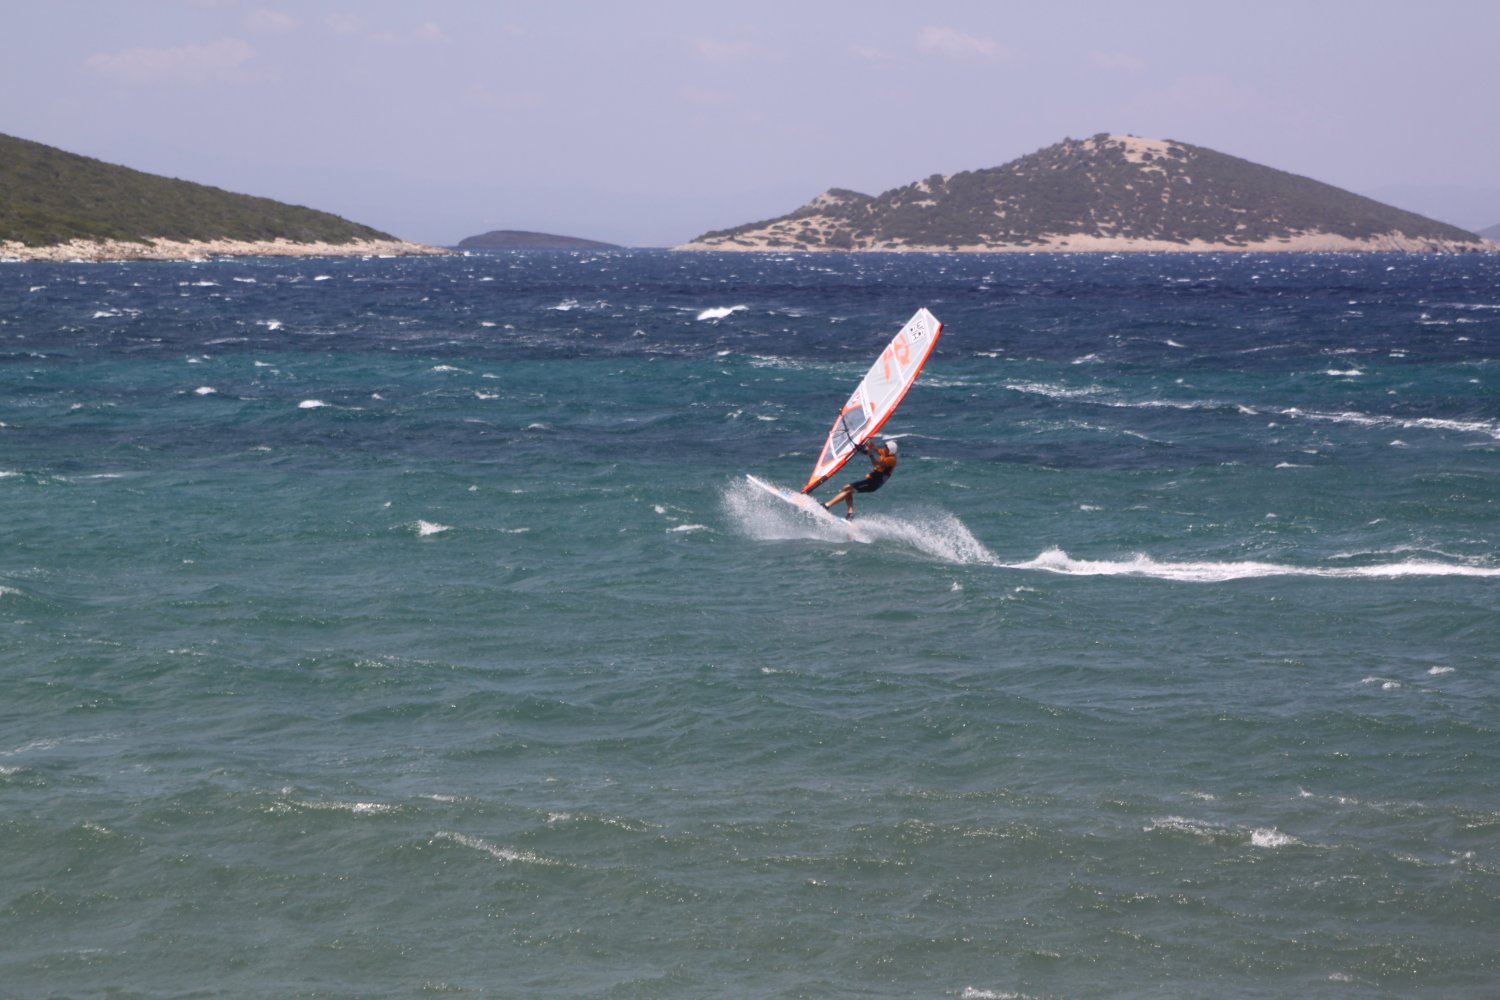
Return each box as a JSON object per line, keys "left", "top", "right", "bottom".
{"left": 801, "top": 307, "right": 942, "bottom": 493}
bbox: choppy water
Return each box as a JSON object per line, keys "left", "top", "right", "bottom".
{"left": 2, "top": 250, "right": 1497, "bottom": 999}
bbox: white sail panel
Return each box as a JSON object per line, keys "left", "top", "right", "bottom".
{"left": 802, "top": 308, "right": 942, "bottom": 493}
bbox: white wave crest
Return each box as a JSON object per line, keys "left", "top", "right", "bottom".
{"left": 1281, "top": 406, "right": 1500, "bottom": 439}
{"left": 1004, "top": 382, "right": 1500, "bottom": 440}
{"left": 1251, "top": 827, "right": 1299, "bottom": 848}
{"left": 1008, "top": 547, "right": 1500, "bottom": 581}
{"left": 435, "top": 830, "right": 560, "bottom": 865}
{"left": 1146, "top": 816, "right": 1302, "bottom": 848}
{"left": 697, "top": 305, "right": 748, "bottom": 321}
{"left": 271, "top": 798, "right": 395, "bottom": 816}
{"left": 415, "top": 520, "right": 451, "bottom": 536}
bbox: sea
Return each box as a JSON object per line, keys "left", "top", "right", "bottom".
{"left": 1, "top": 249, "right": 1497, "bottom": 1000}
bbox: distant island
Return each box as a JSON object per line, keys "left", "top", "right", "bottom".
{"left": 678, "top": 134, "right": 1491, "bottom": 254}
{"left": 0, "top": 132, "right": 444, "bottom": 261}
{"left": 1481, "top": 222, "right": 1500, "bottom": 243}
{"left": 456, "top": 230, "right": 622, "bottom": 251}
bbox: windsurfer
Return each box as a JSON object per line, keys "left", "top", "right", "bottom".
{"left": 823, "top": 439, "right": 897, "bottom": 520}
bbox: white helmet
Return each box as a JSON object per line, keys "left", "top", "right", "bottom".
{"left": 884, "top": 439, "right": 898, "bottom": 454}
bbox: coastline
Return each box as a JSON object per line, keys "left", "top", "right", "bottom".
{"left": 675, "top": 231, "right": 1495, "bottom": 254}
{"left": 1, "top": 236, "right": 450, "bottom": 263}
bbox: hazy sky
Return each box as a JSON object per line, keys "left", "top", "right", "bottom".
{"left": 4, "top": 0, "right": 1498, "bottom": 245}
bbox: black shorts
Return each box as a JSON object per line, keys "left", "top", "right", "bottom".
{"left": 850, "top": 472, "right": 888, "bottom": 494}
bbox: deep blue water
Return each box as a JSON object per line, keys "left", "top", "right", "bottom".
{"left": 2, "top": 250, "right": 1498, "bottom": 999}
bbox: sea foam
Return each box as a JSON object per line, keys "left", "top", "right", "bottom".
{"left": 1009, "top": 547, "right": 1500, "bottom": 581}
{"left": 696, "top": 305, "right": 747, "bottom": 321}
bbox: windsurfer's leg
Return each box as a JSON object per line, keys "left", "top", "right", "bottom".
{"left": 824, "top": 485, "right": 852, "bottom": 510}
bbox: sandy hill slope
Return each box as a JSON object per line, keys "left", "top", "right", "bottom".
{"left": 680, "top": 134, "right": 1489, "bottom": 253}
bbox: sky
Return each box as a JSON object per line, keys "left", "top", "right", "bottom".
{"left": 4, "top": 0, "right": 1498, "bottom": 246}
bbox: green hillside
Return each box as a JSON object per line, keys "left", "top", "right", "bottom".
{"left": 456, "top": 229, "right": 622, "bottom": 250}
{"left": 688, "top": 135, "right": 1486, "bottom": 251}
{"left": 0, "top": 132, "right": 391, "bottom": 247}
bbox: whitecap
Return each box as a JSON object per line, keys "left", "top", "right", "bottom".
{"left": 298, "top": 399, "right": 328, "bottom": 409}
{"left": 696, "top": 305, "right": 747, "bottom": 321}
{"left": 1428, "top": 665, "right": 1455, "bottom": 676}
{"left": 1144, "top": 815, "right": 1220, "bottom": 840}
{"left": 1279, "top": 406, "right": 1500, "bottom": 440}
{"left": 1009, "top": 547, "right": 1500, "bottom": 581}
{"left": 257, "top": 319, "right": 283, "bottom": 331}
{"left": 194, "top": 386, "right": 216, "bottom": 396}
{"left": 1250, "top": 827, "right": 1299, "bottom": 848}
{"left": 275, "top": 798, "right": 395, "bottom": 815}
{"left": 434, "top": 830, "right": 560, "bottom": 866}
{"left": 416, "top": 520, "right": 451, "bottom": 536}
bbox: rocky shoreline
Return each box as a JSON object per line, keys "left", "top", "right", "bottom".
{"left": 0, "top": 236, "right": 450, "bottom": 263}
{"left": 675, "top": 231, "right": 1496, "bottom": 254}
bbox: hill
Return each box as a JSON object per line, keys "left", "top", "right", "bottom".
{"left": 1480, "top": 222, "right": 1500, "bottom": 242}
{"left": 0, "top": 132, "right": 439, "bottom": 260}
{"left": 457, "top": 230, "right": 622, "bottom": 250}
{"left": 679, "top": 135, "right": 1490, "bottom": 254}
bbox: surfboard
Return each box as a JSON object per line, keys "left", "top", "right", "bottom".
{"left": 746, "top": 474, "right": 864, "bottom": 538}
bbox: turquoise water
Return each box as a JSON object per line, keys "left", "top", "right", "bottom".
{"left": 2, "top": 251, "right": 1497, "bottom": 998}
